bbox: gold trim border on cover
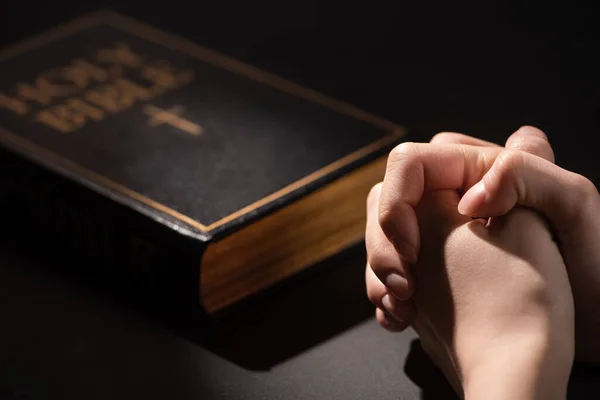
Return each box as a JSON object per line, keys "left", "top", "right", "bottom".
{"left": 0, "top": 10, "right": 406, "bottom": 233}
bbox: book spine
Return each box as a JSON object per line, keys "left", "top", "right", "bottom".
{"left": 0, "top": 145, "right": 206, "bottom": 322}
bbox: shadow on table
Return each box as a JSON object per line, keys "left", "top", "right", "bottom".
{"left": 1, "top": 237, "right": 376, "bottom": 372}
{"left": 403, "top": 339, "right": 457, "bottom": 400}
{"left": 190, "top": 243, "right": 377, "bottom": 370}
{"left": 404, "top": 338, "right": 600, "bottom": 400}
{"left": 0, "top": 241, "right": 376, "bottom": 398}
{"left": 0, "top": 245, "right": 269, "bottom": 400}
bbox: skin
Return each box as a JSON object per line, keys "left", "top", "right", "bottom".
{"left": 365, "top": 126, "right": 600, "bottom": 363}
{"left": 367, "top": 184, "right": 574, "bottom": 399}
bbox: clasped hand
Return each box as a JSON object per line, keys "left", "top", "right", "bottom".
{"left": 365, "top": 127, "right": 600, "bottom": 399}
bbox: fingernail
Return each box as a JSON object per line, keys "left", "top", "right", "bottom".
{"left": 458, "top": 181, "right": 488, "bottom": 215}
{"left": 380, "top": 311, "right": 405, "bottom": 331}
{"left": 382, "top": 294, "right": 403, "bottom": 320}
{"left": 382, "top": 294, "right": 407, "bottom": 324}
{"left": 384, "top": 274, "right": 411, "bottom": 301}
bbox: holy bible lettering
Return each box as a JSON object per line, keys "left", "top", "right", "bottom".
{"left": 0, "top": 42, "right": 196, "bottom": 134}
{"left": 0, "top": 11, "right": 406, "bottom": 318}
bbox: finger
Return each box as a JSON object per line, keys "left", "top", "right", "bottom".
{"left": 430, "top": 132, "right": 501, "bottom": 147}
{"left": 366, "top": 263, "right": 415, "bottom": 324}
{"left": 376, "top": 307, "right": 411, "bottom": 332}
{"left": 365, "top": 262, "right": 387, "bottom": 305}
{"left": 458, "top": 149, "right": 599, "bottom": 231}
{"left": 366, "top": 183, "right": 413, "bottom": 300}
{"left": 379, "top": 143, "right": 503, "bottom": 261}
{"left": 505, "top": 125, "right": 555, "bottom": 163}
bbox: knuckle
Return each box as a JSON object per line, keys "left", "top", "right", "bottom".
{"left": 365, "top": 281, "right": 380, "bottom": 304}
{"left": 496, "top": 149, "right": 525, "bottom": 171}
{"left": 515, "top": 125, "right": 549, "bottom": 142}
{"left": 511, "top": 137, "right": 554, "bottom": 161}
{"left": 492, "top": 150, "right": 527, "bottom": 200}
{"left": 388, "top": 142, "right": 418, "bottom": 166}
{"left": 367, "top": 182, "right": 383, "bottom": 208}
{"left": 430, "top": 132, "right": 459, "bottom": 144}
{"left": 521, "top": 135, "right": 546, "bottom": 149}
{"left": 365, "top": 265, "right": 387, "bottom": 305}
{"left": 377, "top": 205, "right": 396, "bottom": 238}
{"left": 571, "top": 173, "right": 599, "bottom": 201}
{"left": 572, "top": 173, "right": 597, "bottom": 193}
{"left": 558, "top": 172, "right": 600, "bottom": 234}
{"left": 366, "top": 282, "right": 384, "bottom": 306}
{"left": 492, "top": 150, "right": 524, "bottom": 182}
{"left": 367, "top": 251, "right": 393, "bottom": 276}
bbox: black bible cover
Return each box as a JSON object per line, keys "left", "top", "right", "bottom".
{"left": 0, "top": 10, "right": 406, "bottom": 318}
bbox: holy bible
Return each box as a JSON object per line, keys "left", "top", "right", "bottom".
{"left": 0, "top": 10, "right": 405, "bottom": 317}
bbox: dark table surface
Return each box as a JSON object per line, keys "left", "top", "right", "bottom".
{"left": 1, "top": 2, "right": 600, "bottom": 399}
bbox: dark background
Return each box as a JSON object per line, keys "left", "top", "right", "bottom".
{"left": 1, "top": 1, "right": 600, "bottom": 399}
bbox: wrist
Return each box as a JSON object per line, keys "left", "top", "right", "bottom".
{"left": 462, "top": 332, "right": 573, "bottom": 400}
